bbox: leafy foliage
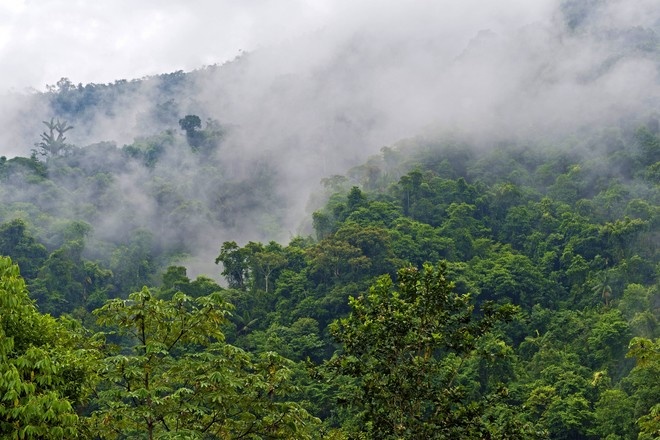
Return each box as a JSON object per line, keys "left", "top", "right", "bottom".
{"left": 35, "top": 118, "right": 74, "bottom": 158}
{"left": 0, "top": 82, "right": 658, "bottom": 437}
{"left": 0, "top": 256, "right": 97, "bottom": 439}
{"left": 328, "top": 263, "right": 518, "bottom": 439}
{"left": 88, "top": 287, "right": 320, "bottom": 439}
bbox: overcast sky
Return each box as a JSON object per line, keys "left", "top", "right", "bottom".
{"left": 0, "top": 0, "right": 556, "bottom": 92}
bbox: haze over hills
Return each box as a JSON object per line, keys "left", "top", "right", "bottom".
{"left": 0, "top": 1, "right": 657, "bottom": 278}
{"left": 0, "top": 0, "right": 656, "bottom": 293}
{"left": 0, "top": 1, "right": 658, "bottom": 438}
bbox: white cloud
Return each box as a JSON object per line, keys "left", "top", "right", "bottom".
{"left": 0, "top": 0, "right": 336, "bottom": 90}
{"left": 0, "top": 0, "right": 558, "bottom": 91}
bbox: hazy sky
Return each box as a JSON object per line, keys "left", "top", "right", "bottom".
{"left": 0, "top": 0, "right": 555, "bottom": 91}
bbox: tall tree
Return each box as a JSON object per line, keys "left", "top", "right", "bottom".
{"left": 328, "top": 263, "right": 518, "bottom": 439}
{"left": 89, "top": 287, "right": 319, "bottom": 439}
{"left": 178, "top": 114, "right": 204, "bottom": 150}
{"left": 0, "top": 256, "right": 97, "bottom": 439}
{"left": 216, "top": 241, "right": 250, "bottom": 290}
{"left": 625, "top": 337, "right": 660, "bottom": 440}
{"left": 35, "top": 118, "right": 73, "bottom": 157}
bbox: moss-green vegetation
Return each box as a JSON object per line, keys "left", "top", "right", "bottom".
{"left": 0, "top": 117, "right": 657, "bottom": 438}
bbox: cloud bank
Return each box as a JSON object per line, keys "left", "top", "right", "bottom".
{"left": 0, "top": 0, "right": 658, "bottom": 276}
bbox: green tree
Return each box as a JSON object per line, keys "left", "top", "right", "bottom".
{"left": 618, "top": 284, "right": 657, "bottom": 337}
{"left": 591, "top": 389, "right": 636, "bottom": 439}
{"left": 158, "top": 266, "right": 223, "bottom": 300}
{"left": 108, "top": 230, "right": 155, "bottom": 294}
{"left": 216, "top": 241, "right": 250, "bottom": 290}
{"left": 89, "top": 287, "right": 319, "bottom": 439}
{"left": 247, "top": 241, "right": 287, "bottom": 294}
{"left": 35, "top": 118, "right": 73, "bottom": 157}
{"left": 599, "top": 217, "right": 649, "bottom": 263}
{"left": 328, "top": 263, "right": 518, "bottom": 439}
{"left": 31, "top": 243, "right": 86, "bottom": 315}
{"left": 178, "top": 114, "right": 201, "bottom": 134}
{"left": 0, "top": 256, "right": 98, "bottom": 439}
{"left": 178, "top": 114, "right": 204, "bottom": 150}
{"left": 625, "top": 337, "right": 660, "bottom": 440}
{"left": 0, "top": 219, "right": 48, "bottom": 280}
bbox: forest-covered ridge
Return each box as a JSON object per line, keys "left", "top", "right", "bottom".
{"left": 0, "top": 0, "right": 659, "bottom": 437}
{"left": 0, "top": 111, "right": 658, "bottom": 438}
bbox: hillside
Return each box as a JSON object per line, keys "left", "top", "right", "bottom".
{"left": 0, "top": 0, "right": 659, "bottom": 438}
{"left": 0, "top": 118, "right": 658, "bottom": 438}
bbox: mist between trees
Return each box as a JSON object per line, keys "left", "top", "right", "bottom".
{"left": 0, "top": 0, "right": 658, "bottom": 438}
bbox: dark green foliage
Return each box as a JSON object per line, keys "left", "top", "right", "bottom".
{"left": 1, "top": 94, "right": 658, "bottom": 437}
{"left": 624, "top": 337, "right": 660, "bottom": 439}
{"left": 178, "top": 114, "right": 201, "bottom": 133}
{"left": 179, "top": 114, "right": 224, "bottom": 153}
{"left": 328, "top": 263, "right": 518, "bottom": 439}
{"left": 296, "top": 128, "right": 657, "bottom": 436}
{"left": 470, "top": 249, "right": 559, "bottom": 307}
{"left": 0, "top": 219, "right": 48, "bottom": 280}
{"left": 216, "top": 241, "right": 251, "bottom": 289}
{"left": 158, "top": 265, "right": 225, "bottom": 301}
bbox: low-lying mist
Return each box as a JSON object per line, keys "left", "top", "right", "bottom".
{"left": 0, "top": 0, "right": 658, "bottom": 277}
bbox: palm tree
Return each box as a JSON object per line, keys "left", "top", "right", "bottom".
{"left": 37, "top": 118, "right": 73, "bottom": 157}
{"left": 592, "top": 272, "right": 613, "bottom": 306}
{"left": 234, "top": 311, "right": 259, "bottom": 336}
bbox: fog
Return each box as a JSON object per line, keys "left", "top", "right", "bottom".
{"left": 0, "top": 0, "right": 658, "bottom": 277}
